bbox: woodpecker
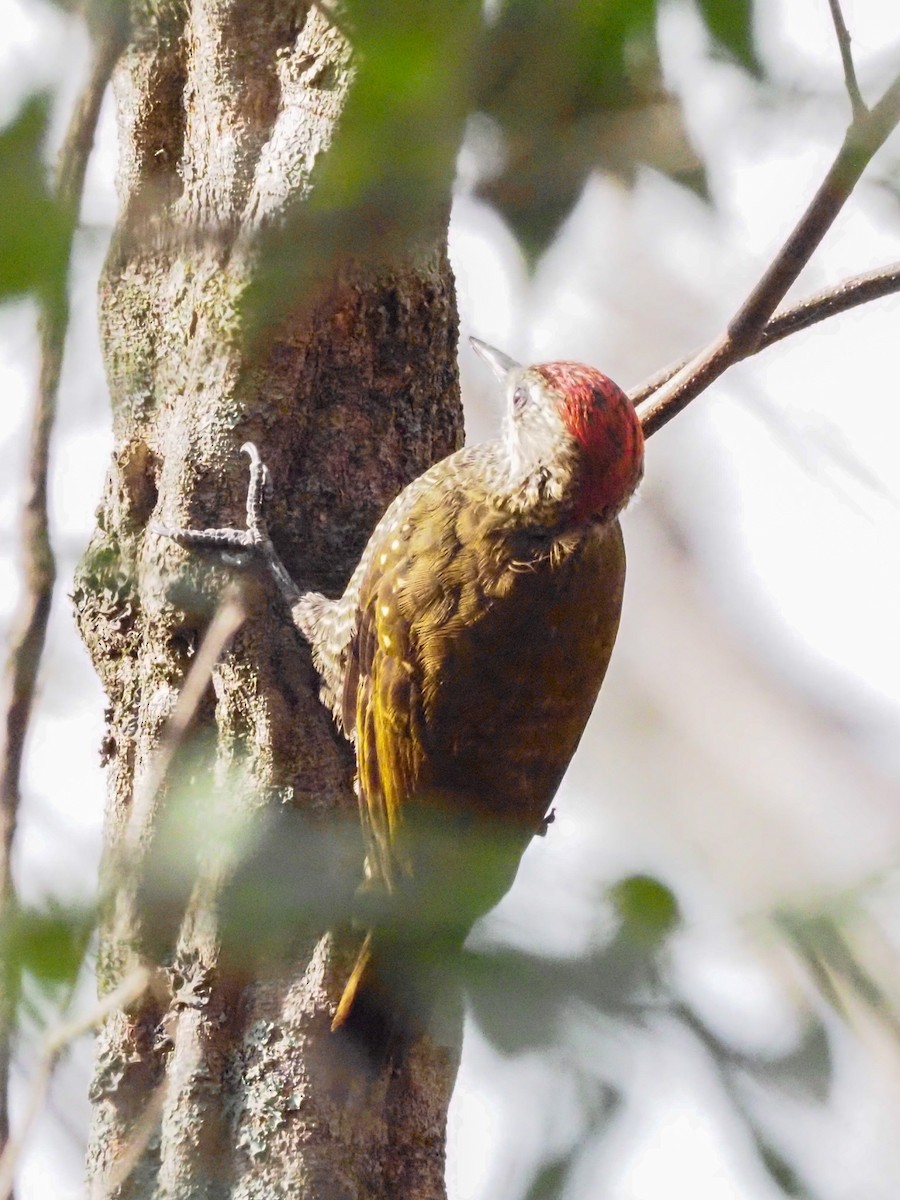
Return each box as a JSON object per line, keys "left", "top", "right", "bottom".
{"left": 303, "top": 339, "right": 643, "bottom": 1045}
{"left": 157, "top": 338, "right": 644, "bottom": 1061}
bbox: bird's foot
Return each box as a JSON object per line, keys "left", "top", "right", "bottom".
{"left": 152, "top": 443, "right": 301, "bottom": 606}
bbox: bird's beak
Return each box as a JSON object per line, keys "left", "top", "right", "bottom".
{"left": 469, "top": 337, "right": 520, "bottom": 384}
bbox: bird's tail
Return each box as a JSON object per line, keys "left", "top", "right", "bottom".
{"left": 331, "top": 932, "right": 376, "bottom": 1034}
{"left": 331, "top": 930, "right": 439, "bottom": 1070}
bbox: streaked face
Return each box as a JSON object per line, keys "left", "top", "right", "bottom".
{"left": 501, "top": 367, "right": 571, "bottom": 483}
{"left": 533, "top": 361, "right": 644, "bottom": 521}
{"left": 470, "top": 338, "right": 644, "bottom": 522}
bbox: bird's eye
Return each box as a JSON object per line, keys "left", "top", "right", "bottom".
{"left": 513, "top": 385, "right": 528, "bottom": 411}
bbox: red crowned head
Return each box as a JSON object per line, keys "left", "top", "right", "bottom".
{"left": 470, "top": 337, "right": 644, "bottom": 524}
{"left": 534, "top": 361, "right": 644, "bottom": 521}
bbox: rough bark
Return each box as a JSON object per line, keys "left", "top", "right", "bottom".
{"left": 75, "top": 3, "right": 466, "bottom": 1196}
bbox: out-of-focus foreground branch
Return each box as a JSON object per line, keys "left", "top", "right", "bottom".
{"left": 0, "top": 11, "right": 126, "bottom": 1168}
{"left": 0, "top": 967, "right": 149, "bottom": 1200}
{"left": 0, "top": 590, "right": 244, "bottom": 1196}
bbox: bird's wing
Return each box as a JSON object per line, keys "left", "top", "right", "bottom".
{"left": 343, "top": 546, "right": 428, "bottom": 894}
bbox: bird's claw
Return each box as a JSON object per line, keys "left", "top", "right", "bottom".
{"left": 153, "top": 442, "right": 271, "bottom": 555}
{"left": 536, "top": 808, "right": 556, "bottom": 837}
{"left": 152, "top": 443, "right": 303, "bottom": 609}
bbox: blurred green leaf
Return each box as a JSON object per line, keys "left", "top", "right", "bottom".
{"left": 776, "top": 909, "right": 897, "bottom": 1035}
{"left": 672, "top": 162, "right": 712, "bottom": 203}
{"left": 0, "top": 96, "right": 69, "bottom": 301}
{"left": 677, "top": 1000, "right": 833, "bottom": 1104}
{"left": 219, "top": 807, "right": 364, "bottom": 970}
{"left": 696, "top": 0, "right": 761, "bottom": 77}
{"left": 247, "top": 0, "right": 481, "bottom": 334}
{"left": 463, "top": 946, "right": 570, "bottom": 1053}
{"left": 475, "top": 0, "right": 702, "bottom": 261}
{"left": 754, "top": 1132, "right": 813, "bottom": 1198}
{"left": 610, "top": 874, "right": 680, "bottom": 948}
{"left": 753, "top": 1020, "right": 832, "bottom": 1104}
{"left": 465, "top": 926, "right": 665, "bottom": 1056}
{"left": 521, "top": 1088, "right": 622, "bottom": 1200}
{"left": 522, "top": 1153, "right": 574, "bottom": 1200}
{"left": 2, "top": 902, "right": 94, "bottom": 994}
{"left": 44, "top": 0, "right": 127, "bottom": 17}
{"left": 247, "top": 0, "right": 715, "bottom": 312}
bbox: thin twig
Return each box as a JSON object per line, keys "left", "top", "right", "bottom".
{"left": 0, "top": 967, "right": 150, "bottom": 1200}
{"left": 126, "top": 592, "right": 247, "bottom": 848}
{"left": 826, "top": 0, "right": 867, "bottom": 120}
{"left": 630, "top": 260, "right": 900, "bottom": 407}
{"left": 636, "top": 70, "right": 900, "bottom": 437}
{"left": 102, "top": 1080, "right": 168, "bottom": 1194}
{"left": 0, "top": 13, "right": 126, "bottom": 1171}
{"left": 79, "top": 596, "right": 248, "bottom": 1186}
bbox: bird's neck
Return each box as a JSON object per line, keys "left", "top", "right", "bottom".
{"left": 495, "top": 440, "right": 584, "bottom": 530}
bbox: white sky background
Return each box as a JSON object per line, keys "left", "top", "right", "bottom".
{"left": 449, "top": 4, "right": 900, "bottom": 1196}
{"left": 1, "top": 0, "right": 900, "bottom": 1198}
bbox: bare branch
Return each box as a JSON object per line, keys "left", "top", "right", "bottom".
{"left": 0, "top": 15, "right": 126, "bottom": 1166}
{"left": 636, "top": 71, "right": 900, "bottom": 437}
{"left": 826, "top": 0, "right": 867, "bottom": 121}
{"left": 728, "top": 80, "right": 900, "bottom": 347}
{"left": 630, "top": 260, "right": 900, "bottom": 408}
{"left": 0, "top": 968, "right": 150, "bottom": 1200}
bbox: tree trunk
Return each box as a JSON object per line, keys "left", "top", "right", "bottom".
{"left": 75, "top": 4, "right": 467, "bottom": 1196}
